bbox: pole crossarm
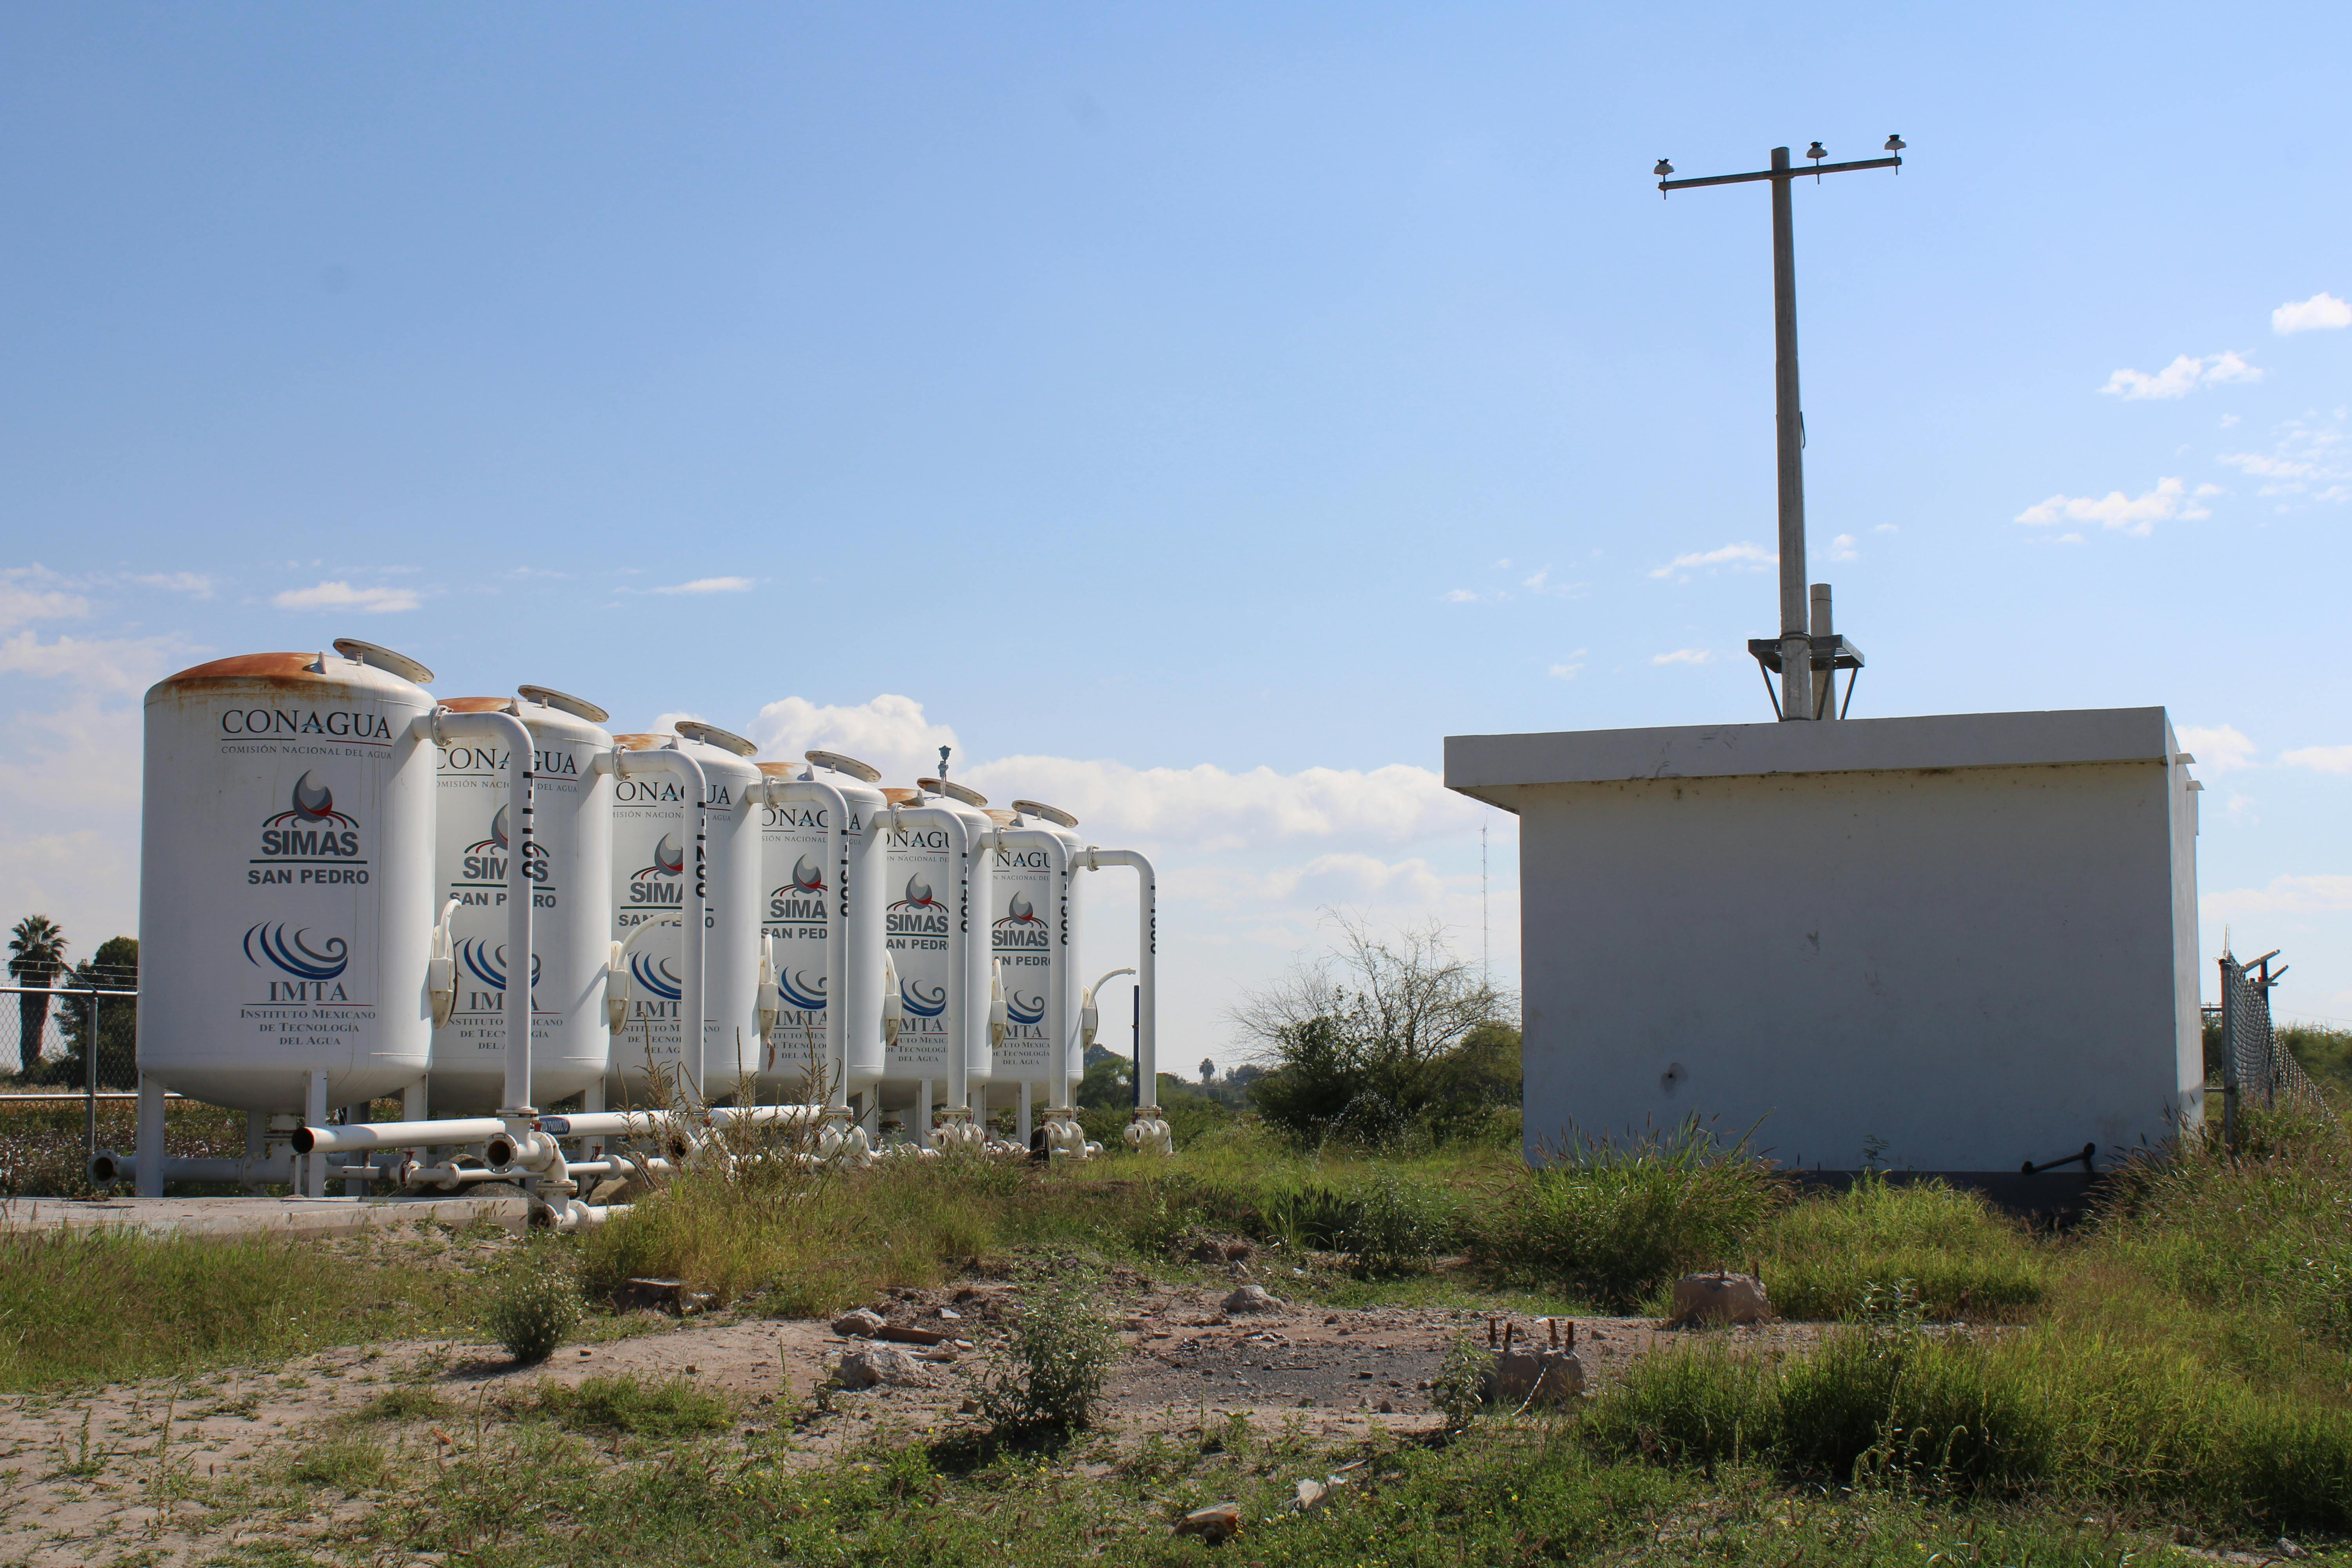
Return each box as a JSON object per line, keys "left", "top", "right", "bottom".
{"left": 1660, "top": 155, "right": 1898, "bottom": 192}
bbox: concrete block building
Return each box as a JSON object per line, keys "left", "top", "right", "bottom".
{"left": 1445, "top": 708, "right": 2204, "bottom": 1177}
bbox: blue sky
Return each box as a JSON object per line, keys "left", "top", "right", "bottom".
{"left": 4, "top": 3, "right": 2348, "bottom": 1057}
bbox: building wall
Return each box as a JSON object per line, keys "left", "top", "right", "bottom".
{"left": 1514, "top": 758, "right": 2201, "bottom": 1173}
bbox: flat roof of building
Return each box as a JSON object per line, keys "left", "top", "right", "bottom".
{"left": 1446, "top": 706, "right": 2181, "bottom": 814}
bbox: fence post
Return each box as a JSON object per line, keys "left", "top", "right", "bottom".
{"left": 83, "top": 984, "right": 99, "bottom": 1168}
{"left": 2218, "top": 955, "right": 2239, "bottom": 1153}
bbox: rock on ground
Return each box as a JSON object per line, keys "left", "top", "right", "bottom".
{"left": 1672, "top": 1272, "right": 1770, "bottom": 1327}
{"left": 833, "top": 1344, "right": 936, "bottom": 1389}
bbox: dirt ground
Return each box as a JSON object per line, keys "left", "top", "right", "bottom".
{"left": 0, "top": 1270, "right": 1826, "bottom": 1567}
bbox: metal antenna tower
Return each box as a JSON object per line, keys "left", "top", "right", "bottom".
{"left": 1656, "top": 137, "right": 1904, "bottom": 721}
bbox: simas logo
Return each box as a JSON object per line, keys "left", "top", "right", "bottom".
{"left": 463, "top": 805, "right": 548, "bottom": 885}
{"left": 626, "top": 833, "right": 686, "bottom": 907}
{"left": 767, "top": 855, "right": 828, "bottom": 925}
{"left": 254, "top": 772, "right": 365, "bottom": 882}
{"left": 244, "top": 921, "right": 352, "bottom": 1001}
{"left": 887, "top": 874, "right": 951, "bottom": 937}
{"left": 991, "top": 892, "right": 1050, "bottom": 951}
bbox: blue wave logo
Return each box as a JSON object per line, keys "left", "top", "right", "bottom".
{"left": 456, "top": 938, "right": 541, "bottom": 992}
{"left": 1007, "top": 989, "right": 1044, "bottom": 1026}
{"left": 778, "top": 968, "right": 827, "bottom": 1010}
{"left": 630, "top": 949, "right": 682, "bottom": 1001}
{"left": 900, "top": 979, "right": 947, "bottom": 1018}
{"left": 244, "top": 922, "right": 350, "bottom": 981}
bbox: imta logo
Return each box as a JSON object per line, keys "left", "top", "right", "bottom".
{"left": 1007, "top": 988, "right": 1045, "bottom": 1026}
{"left": 898, "top": 978, "right": 947, "bottom": 1018}
{"left": 244, "top": 922, "right": 352, "bottom": 1001}
{"left": 778, "top": 968, "right": 827, "bottom": 1010}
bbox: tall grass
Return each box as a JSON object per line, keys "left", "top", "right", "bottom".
{"left": 1470, "top": 1119, "right": 1788, "bottom": 1309}
{"left": 1753, "top": 1173, "right": 2052, "bottom": 1321}
{"left": 0, "top": 1227, "right": 490, "bottom": 1391}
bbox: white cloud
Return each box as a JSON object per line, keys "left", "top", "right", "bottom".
{"left": 2013, "top": 476, "right": 2209, "bottom": 535}
{"left": 1519, "top": 567, "right": 1581, "bottom": 598}
{"left": 0, "top": 566, "right": 90, "bottom": 630}
{"left": 1827, "top": 533, "right": 1858, "bottom": 561}
{"left": 1651, "top": 648, "right": 1714, "bottom": 667}
{"left": 2177, "top": 724, "right": 2258, "bottom": 774}
{"left": 2274, "top": 292, "right": 2352, "bottom": 334}
{"left": 2280, "top": 745, "right": 2352, "bottom": 775}
{"left": 1650, "top": 542, "right": 1776, "bottom": 580}
{"left": 132, "top": 572, "right": 216, "bottom": 598}
{"left": 652, "top": 576, "right": 757, "bottom": 595}
{"left": 1548, "top": 649, "right": 1588, "bottom": 681}
{"left": 2100, "top": 352, "right": 2263, "bottom": 400}
{"left": 2205, "top": 875, "right": 2352, "bottom": 919}
{"left": 1873, "top": 524, "right": 1899, "bottom": 534}
{"left": 272, "top": 580, "right": 420, "bottom": 613}
{"left": 2219, "top": 416, "right": 2348, "bottom": 504}
{"left": 1441, "top": 588, "right": 1482, "bottom": 603}
{"left": 0, "top": 631, "right": 187, "bottom": 697}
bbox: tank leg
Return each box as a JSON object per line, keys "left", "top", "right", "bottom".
{"left": 403, "top": 1078, "right": 428, "bottom": 1122}
{"left": 341, "top": 1105, "right": 370, "bottom": 1196}
{"left": 918, "top": 1078, "right": 932, "bottom": 1138}
{"left": 305, "top": 1069, "right": 330, "bottom": 1198}
{"left": 135, "top": 1074, "right": 166, "bottom": 1198}
{"left": 582, "top": 1078, "right": 604, "bottom": 1160}
{"left": 1018, "top": 1082, "right": 1032, "bottom": 1147}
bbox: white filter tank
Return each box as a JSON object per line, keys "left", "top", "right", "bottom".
{"left": 879, "top": 784, "right": 991, "bottom": 1126}
{"left": 425, "top": 689, "right": 614, "bottom": 1115}
{"left": 138, "top": 641, "right": 439, "bottom": 1112}
{"left": 754, "top": 753, "right": 886, "bottom": 1103}
{"left": 997, "top": 800, "right": 1083, "bottom": 1105}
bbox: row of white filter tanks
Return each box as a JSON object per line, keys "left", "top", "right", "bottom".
{"left": 134, "top": 640, "right": 1165, "bottom": 1167}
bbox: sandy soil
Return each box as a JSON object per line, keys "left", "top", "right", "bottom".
{"left": 0, "top": 1271, "right": 1824, "bottom": 1567}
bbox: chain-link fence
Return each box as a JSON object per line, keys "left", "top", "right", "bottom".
{"left": 2, "top": 978, "right": 142, "bottom": 1181}
{"left": 2218, "top": 948, "right": 2330, "bottom": 1145}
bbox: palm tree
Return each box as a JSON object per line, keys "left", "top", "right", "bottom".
{"left": 8, "top": 916, "right": 68, "bottom": 1077}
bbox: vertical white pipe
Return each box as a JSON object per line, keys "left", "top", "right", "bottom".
{"left": 402, "top": 1079, "right": 427, "bottom": 1121}
{"left": 1082, "top": 850, "right": 1157, "bottom": 1106}
{"left": 136, "top": 1073, "right": 167, "bottom": 1198}
{"left": 1019, "top": 1081, "right": 1031, "bottom": 1146}
{"left": 305, "top": 1068, "right": 330, "bottom": 1196}
{"left": 917, "top": 1077, "right": 931, "bottom": 1137}
{"left": 432, "top": 708, "right": 537, "bottom": 1112}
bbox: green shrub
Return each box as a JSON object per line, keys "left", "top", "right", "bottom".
{"left": 351, "top": 1386, "right": 452, "bottom": 1423}
{"left": 282, "top": 1433, "right": 388, "bottom": 1493}
{"left": 1474, "top": 1119, "right": 1786, "bottom": 1309}
{"left": 1428, "top": 1330, "right": 1493, "bottom": 1428}
{"left": 977, "top": 1257, "right": 1117, "bottom": 1436}
{"left": 487, "top": 1257, "right": 581, "bottom": 1365}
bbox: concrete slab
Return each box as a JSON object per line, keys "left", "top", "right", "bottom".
{"left": 0, "top": 1193, "right": 530, "bottom": 1240}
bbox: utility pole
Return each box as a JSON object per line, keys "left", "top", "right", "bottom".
{"left": 1657, "top": 138, "right": 1902, "bottom": 721}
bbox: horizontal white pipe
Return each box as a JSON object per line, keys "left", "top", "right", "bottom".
{"left": 293, "top": 1116, "right": 509, "bottom": 1154}
{"left": 89, "top": 1150, "right": 295, "bottom": 1187}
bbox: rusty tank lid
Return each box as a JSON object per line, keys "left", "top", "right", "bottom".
{"left": 806, "top": 750, "right": 883, "bottom": 783}
{"left": 436, "top": 696, "right": 514, "bottom": 714}
{"left": 1011, "top": 799, "right": 1080, "bottom": 829}
{"left": 675, "top": 720, "right": 758, "bottom": 757}
{"left": 880, "top": 787, "right": 923, "bottom": 806}
{"left": 916, "top": 778, "right": 988, "bottom": 808}
{"left": 517, "top": 685, "right": 610, "bottom": 724}
{"left": 150, "top": 644, "right": 434, "bottom": 699}
{"left": 611, "top": 733, "right": 677, "bottom": 752}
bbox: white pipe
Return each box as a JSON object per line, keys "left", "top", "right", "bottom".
{"left": 537, "top": 1103, "right": 822, "bottom": 1138}
{"left": 91, "top": 1149, "right": 297, "bottom": 1187}
{"left": 305, "top": 1069, "right": 330, "bottom": 1196}
{"left": 294, "top": 1115, "right": 508, "bottom": 1154}
{"left": 135, "top": 1073, "right": 166, "bottom": 1198}
{"left": 763, "top": 773, "right": 851, "bottom": 1106}
{"left": 606, "top": 744, "right": 708, "bottom": 1100}
{"left": 428, "top": 706, "right": 537, "bottom": 1113}
{"left": 1078, "top": 849, "right": 1157, "bottom": 1109}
